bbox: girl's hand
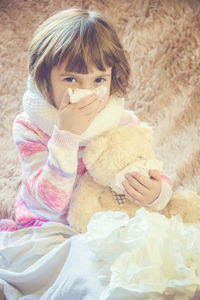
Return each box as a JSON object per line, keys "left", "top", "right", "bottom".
{"left": 122, "top": 169, "right": 162, "bottom": 206}
{"left": 57, "top": 91, "right": 102, "bottom": 135}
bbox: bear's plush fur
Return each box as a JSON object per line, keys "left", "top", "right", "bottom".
{"left": 68, "top": 124, "right": 200, "bottom": 232}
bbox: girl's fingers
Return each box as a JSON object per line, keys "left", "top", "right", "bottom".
{"left": 123, "top": 190, "right": 142, "bottom": 206}
{"left": 60, "top": 90, "right": 70, "bottom": 110}
{"left": 76, "top": 93, "right": 98, "bottom": 109}
{"left": 125, "top": 174, "right": 146, "bottom": 195}
{"left": 81, "top": 99, "right": 101, "bottom": 115}
{"left": 122, "top": 181, "right": 143, "bottom": 202}
{"left": 130, "top": 172, "right": 151, "bottom": 189}
{"left": 149, "top": 169, "right": 162, "bottom": 181}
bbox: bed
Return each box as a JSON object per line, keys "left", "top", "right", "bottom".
{"left": 0, "top": 0, "right": 200, "bottom": 299}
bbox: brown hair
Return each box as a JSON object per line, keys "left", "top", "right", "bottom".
{"left": 29, "top": 7, "right": 130, "bottom": 101}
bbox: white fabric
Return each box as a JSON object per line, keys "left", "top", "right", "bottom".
{"left": 110, "top": 159, "right": 163, "bottom": 194}
{"left": 23, "top": 76, "right": 124, "bottom": 145}
{"left": 68, "top": 86, "right": 107, "bottom": 103}
{"left": 0, "top": 210, "right": 200, "bottom": 300}
{"left": 0, "top": 223, "right": 104, "bottom": 300}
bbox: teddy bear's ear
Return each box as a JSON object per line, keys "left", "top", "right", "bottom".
{"left": 83, "top": 136, "right": 107, "bottom": 169}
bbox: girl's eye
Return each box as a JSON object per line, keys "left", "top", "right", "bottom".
{"left": 95, "top": 78, "right": 106, "bottom": 83}
{"left": 64, "top": 77, "right": 76, "bottom": 83}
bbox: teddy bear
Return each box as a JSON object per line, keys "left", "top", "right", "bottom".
{"left": 67, "top": 123, "right": 200, "bottom": 233}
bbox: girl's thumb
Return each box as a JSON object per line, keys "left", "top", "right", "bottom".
{"left": 149, "top": 169, "right": 161, "bottom": 181}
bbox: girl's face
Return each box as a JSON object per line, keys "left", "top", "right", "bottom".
{"left": 50, "top": 61, "right": 112, "bottom": 110}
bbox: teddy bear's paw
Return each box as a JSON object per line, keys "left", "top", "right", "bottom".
{"left": 162, "top": 189, "right": 200, "bottom": 223}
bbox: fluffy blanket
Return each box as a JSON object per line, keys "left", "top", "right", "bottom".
{"left": 0, "top": 0, "right": 200, "bottom": 220}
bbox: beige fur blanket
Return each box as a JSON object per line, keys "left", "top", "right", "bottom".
{"left": 0, "top": 0, "right": 200, "bottom": 220}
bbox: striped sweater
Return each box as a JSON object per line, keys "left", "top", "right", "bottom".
{"left": 13, "top": 114, "right": 85, "bottom": 225}
{"left": 13, "top": 78, "right": 172, "bottom": 226}
{"left": 13, "top": 111, "right": 172, "bottom": 227}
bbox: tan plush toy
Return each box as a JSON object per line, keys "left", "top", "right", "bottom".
{"left": 67, "top": 123, "right": 200, "bottom": 233}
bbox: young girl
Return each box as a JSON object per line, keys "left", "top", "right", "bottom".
{"left": 1, "top": 7, "right": 172, "bottom": 231}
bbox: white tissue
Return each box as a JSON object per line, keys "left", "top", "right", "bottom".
{"left": 68, "top": 86, "right": 107, "bottom": 103}
{"left": 84, "top": 209, "right": 200, "bottom": 299}
{"left": 110, "top": 159, "right": 163, "bottom": 194}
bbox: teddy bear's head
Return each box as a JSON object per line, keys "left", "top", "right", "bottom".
{"left": 82, "top": 123, "right": 154, "bottom": 187}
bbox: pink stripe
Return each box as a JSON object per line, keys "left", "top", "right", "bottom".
{"left": 15, "top": 197, "right": 46, "bottom": 224}
{"left": 17, "top": 117, "right": 50, "bottom": 141}
{"left": 77, "top": 157, "right": 86, "bottom": 175}
{"left": 161, "top": 174, "right": 172, "bottom": 186}
{"left": 0, "top": 220, "right": 18, "bottom": 232}
{"left": 17, "top": 140, "right": 47, "bottom": 160}
{"left": 79, "top": 146, "right": 86, "bottom": 151}
{"left": 147, "top": 179, "right": 172, "bottom": 210}
{"left": 17, "top": 118, "right": 49, "bottom": 138}
{"left": 20, "top": 220, "right": 47, "bottom": 228}
{"left": 38, "top": 178, "right": 72, "bottom": 212}
{"left": 29, "top": 169, "right": 43, "bottom": 190}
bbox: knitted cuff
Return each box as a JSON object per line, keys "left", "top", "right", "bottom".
{"left": 49, "top": 125, "right": 81, "bottom": 150}
{"left": 146, "top": 177, "right": 172, "bottom": 211}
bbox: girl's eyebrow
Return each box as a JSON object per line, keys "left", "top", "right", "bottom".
{"left": 59, "top": 72, "right": 111, "bottom": 77}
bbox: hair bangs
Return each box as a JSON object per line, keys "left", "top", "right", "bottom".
{"left": 29, "top": 8, "right": 131, "bottom": 100}
{"left": 55, "top": 19, "right": 116, "bottom": 74}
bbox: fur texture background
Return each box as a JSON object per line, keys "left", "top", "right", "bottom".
{"left": 0, "top": 0, "right": 200, "bottom": 219}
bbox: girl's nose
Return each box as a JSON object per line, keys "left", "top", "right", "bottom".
{"left": 78, "top": 81, "right": 94, "bottom": 90}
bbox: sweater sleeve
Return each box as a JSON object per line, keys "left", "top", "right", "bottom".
{"left": 146, "top": 175, "right": 173, "bottom": 210}
{"left": 13, "top": 115, "right": 81, "bottom": 214}
{"left": 120, "top": 109, "right": 173, "bottom": 210}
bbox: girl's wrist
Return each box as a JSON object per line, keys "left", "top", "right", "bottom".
{"left": 50, "top": 125, "right": 81, "bottom": 149}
